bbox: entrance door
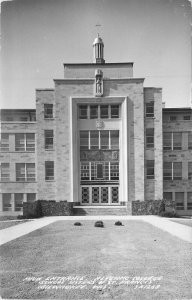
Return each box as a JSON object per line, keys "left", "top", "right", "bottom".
{"left": 81, "top": 186, "right": 119, "bottom": 205}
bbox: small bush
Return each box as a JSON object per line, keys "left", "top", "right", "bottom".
{"left": 94, "top": 221, "right": 104, "bottom": 228}
{"left": 159, "top": 211, "right": 179, "bottom": 218}
{"left": 115, "top": 221, "right": 123, "bottom": 226}
{"left": 34, "top": 200, "right": 43, "bottom": 218}
{"left": 17, "top": 215, "right": 27, "bottom": 220}
{"left": 74, "top": 222, "right": 82, "bottom": 226}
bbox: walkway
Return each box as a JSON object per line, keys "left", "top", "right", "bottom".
{"left": 0, "top": 216, "right": 191, "bottom": 246}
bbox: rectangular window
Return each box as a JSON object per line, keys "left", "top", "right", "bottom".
{"left": 110, "top": 162, "right": 119, "bottom": 180}
{"left": 79, "top": 105, "right": 88, "bottom": 119}
{"left": 100, "top": 105, "right": 109, "bottom": 119}
{"left": 163, "top": 162, "right": 182, "bottom": 180}
{"left": 80, "top": 131, "right": 89, "bottom": 150}
{"left": 111, "top": 105, "right": 119, "bottom": 118}
{"left": 187, "top": 192, "right": 192, "bottom": 210}
{"left": 175, "top": 192, "right": 184, "bottom": 210}
{"left": 15, "top": 194, "right": 23, "bottom": 211}
{"left": 97, "top": 163, "right": 103, "bottom": 179}
{"left": 146, "top": 102, "right": 154, "bottom": 118}
{"left": 100, "top": 131, "right": 109, "bottom": 150}
{"left": 188, "top": 132, "right": 192, "bottom": 149}
{"left": 2, "top": 194, "right": 12, "bottom": 211}
{"left": 27, "top": 193, "right": 36, "bottom": 203}
{"left": 90, "top": 131, "right": 99, "bottom": 150}
{"left": 1, "top": 163, "right": 10, "bottom": 181}
{"left": 146, "top": 160, "right": 154, "bottom": 179}
{"left": 163, "top": 162, "right": 172, "bottom": 180}
{"left": 188, "top": 162, "right": 192, "bottom": 180}
{"left": 163, "top": 192, "right": 172, "bottom": 201}
{"left": 173, "top": 162, "right": 182, "bottom": 180}
{"left": 16, "top": 163, "right": 35, "bottom": 182}
{"left": 15, "top": 133, "right": 35, "bottom": 151}
{"left": 170, "top": 115, "right": 177, "bottom": 121}
{"left": 45, "top": 130, "right": 54, "bottom": 150}
{"left": 184, "top": 115, "right": 190, "bottom": 120}
{"left": 173, "top": 132, "right": 182, "bottom": 150}
{"left": 45, "top": 161, "right": 54, "bottom": 180}
{"left": 44, "top": 104, "right": 53, "bottom": 119}
{"left": 0, "top": 133, "right": 9, "bottom": 151}
{"left": 146, "top": 128, "right": 154, "bottom": 148}
{"left": 80, "top": 162, "right": 90, "bottom": 181}
{"left": 110, "top": 131, "right": 119, "bottom": 150}
{"left": 90, "top": 105, "right": 98, "bottom": 119}
{"left": 163, "top": 132, "right": 172, "bottom": 150}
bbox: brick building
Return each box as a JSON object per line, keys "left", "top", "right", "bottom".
{"left": 0, "top": 36, "right": 192, "bottom": 216}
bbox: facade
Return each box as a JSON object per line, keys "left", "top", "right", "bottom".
{"left": 0, "top": 37, "right": 192, "bottom": 216}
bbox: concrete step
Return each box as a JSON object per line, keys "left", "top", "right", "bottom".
{"left": 73, "top": 206, "right": 130, "bottom": 216}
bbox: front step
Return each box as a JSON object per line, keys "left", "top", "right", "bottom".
{"left": 73, "top": 206, "right": 130, "bottom": 216}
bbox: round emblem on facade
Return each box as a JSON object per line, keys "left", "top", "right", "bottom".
{"left": 96, "top": 120, "right": 104, "bottom": 129}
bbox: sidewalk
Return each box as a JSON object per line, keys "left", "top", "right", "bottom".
{"left": 0, "top": 215, "right": 192, "bottom": 246}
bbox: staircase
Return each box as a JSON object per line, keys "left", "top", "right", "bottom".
{"left": 73, "top": 206, "right": 130, "bottom": 216}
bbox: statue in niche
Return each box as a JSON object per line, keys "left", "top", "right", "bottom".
{"left": 95, "top": 69, "right": 103, "bottom": 96}
{"left": 96, "top": 77, "right": 102, "bottom": 94}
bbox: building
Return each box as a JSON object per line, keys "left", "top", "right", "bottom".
{"left": 0, "top": 37, "right": 192, "bottom": 216}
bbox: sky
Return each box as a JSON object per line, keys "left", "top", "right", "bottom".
{"left": 0, "top": 0, "right": 192, "bottom": 108}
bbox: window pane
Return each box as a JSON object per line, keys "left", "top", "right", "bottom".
{"left": 188, "top": 162, "right": 192, "bottom": 180}
{"left": 26, "top": 163, "right": 36, "bottom": 182}
{"left": 45, "top": 161, "right": 54, "bottom": 180}
{"left": 15, "top": 134, "right": 25, "bottom": 151}
{"left": 80, "top": 162, "right": 89, "bottom": 180}
{"left": 0, "top": 133, "right": 9, "bottom": 151}
{"left": 163, "top": 132, "right": 172, "bottom": 150}
{"left": 111, "top": 105, "right": 119, "bottom": 118}
{"left": 173, "top": 162, "right": 182, "bottom": 180}
{"left": 110, "top": 162, "right": 119, "bottom": 180}
{"left": 170, "top": 115, "right": 177, "bottom": 121}
{"left": 111, "top": 131, "right": 119, "bottom": 149}
{"left": 146, "top": 128, "right": 154, "bottom": 148}
{"left": 15, "top": 194, "right": 24, "bottom": 211}
{"left": 45, "top": 130, "right": 53, "bottom": 150}
{"left": 90, "top": 105, "right": 98, "bottom": 119}
{"left": 97, "top": 164, "right": 103, "bottom": 179}
{"left": 100, "top": 105, "right": 109, "bottom": 118}
{"left": 100, "top": 131, "right": 109, "bottom": 150}
{"left": 163, "top": 162, "right": 172, "bottom": 180}
{"left": 80, "top": 131, "right": 89, "bottom": 150}
{"left": 2, "top": 194, "right": 12, "bottom": 211}
{"left": 44, "top": 104, "right": 53, "bottom": 119}
{"left": 26, "top": 133, "right": 35, "bottom": 151}
{"left": 1, "top": 163, "right": 10, "bottom": 181}
{"left": 188, "top": 132, "right": 192, "bottom": 149}
{"left": 79, "top": 105, "right": 88, "bottom": 119}
{"left": 146, "top": 160, "right": 154, "bottom": 179}
{"left": 16, "top": 163, "right": 25, "bottom": 181}
{"left": 90, "top": 131, "right": 99, "bottom": 150}
{"left": 187, "top": 192, "right": 192, "bottom": 210}
{"left": 146, "top": 102, "right": 154, "bottom": 117}
{"left": 173, "top": 132, "right": 182, "bottom": 150}
{"left": 175, "top": 192, "right": 184, "bottom": 210}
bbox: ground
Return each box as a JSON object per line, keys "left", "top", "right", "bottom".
{"left": 0, "top": 220, "right": 191, "bottom": 299}
{"left": 169, "top": 218, "right": 192, "bottom": 228}
{"left": 0, "top": 220, "right": 30, "bottom": 230}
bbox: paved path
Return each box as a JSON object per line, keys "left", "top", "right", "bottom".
{"left": 0, "top": 216, "right": 192, "bottom": 246}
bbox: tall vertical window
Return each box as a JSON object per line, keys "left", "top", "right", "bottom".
{"left": 146, "top": 102, "right": 154, "bottom": 117}
{"left": 80, "top": 131, "right": 89, "bottom": 150}
{"left": 45, "top": 130, "right": 54, "bottom": 150}
{"left": 175, "top": 192, "right": 184, "bottom": 210}
{"left": 173, "top": 132, "right": 182, "bottom": 150}
{"left": 111, "top": 105, "right": 119, "bottom": 118}
{"left": 110, "top": 162, "right": 119, "bottom": 180}
{"left": 187, "top": 193, "right": 192, "bottom": 210}
{"left": 163, "top": 162, "right": 172, "bottom": 180}
{"left": 110, "top": 131, "right": 119, "bottom": 149}
{"left": 0, "top": 163, "right": 10, "bottom": 181}
{"left": 188, "top": 162, "right": 192, "bottom": 180}
{"left": 2, "top": 194, "right": 12, "bottom": 211}
{"left": 79, "top": 105, "right": 88, "bottom": 119}
{"left": 0, "top": 133, "right": 9, "bottom": 152}
{"left": 173, "top": 162, "right": 182, "bottom": 180}
{"left": 16, "top": 163, "right": 35, "bottom": 182}
{"left": 90, "top": 105, "right": 98, "bottom": 119}
{"left": 146, "top": 128, "right": 154, "bottom": 148}
{"left": 14, "top": 194, "right": 23, "bottom": 211}
{"left": 188, "top": 132, "right": 192, "bottom": 149}
{"left": 100, "top": 131, "right": 109, "bottom": 150}
{"left": 163, "top": 132, "right": 172, "bottom": 150}
{"left": 100, "top": 105, "right": 109, "bottom": 118}
{"left": 44, "top": 104, "right": 53, "bottom": 119}
{"left": 90, "top": 131, "right": 99, "bottom": 149}
{"left": 15, "top": 133, "right": 35, "bottom": 151}
{"left": 163, "top": 162, "right": 182, "bottom": 180}
{"left": 45, "top": 161, "right": 54, "bottom": 180}
{"left": 146, "top": 160, "right": 154, "bottom": 179}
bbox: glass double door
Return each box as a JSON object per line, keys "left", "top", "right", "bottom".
{"left": 81, "top": 185, "right": 119, "bottom": 205}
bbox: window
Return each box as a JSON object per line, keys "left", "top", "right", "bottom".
{"left": 44, "top": 104, "right": 53, "bottom": 119}
{"left": 184, "top": 115, "right": 190, "bottom": 120}
{"left": 111, "top": 105, "right": 119, "bottom": 118}
{"left": 45, "top": 130, "right": 54, "bottom": 150}
{"left": 163, "top": 192, "right": 172, "bottom": 201}
{"left": 20, "top": 117, "right": 28, "bottom": 122}
{"left": 170, "top": 115, "right": 177, "bottom": 121}
{"left": 163, "top": 132, "right": 182, "bottom": 150}
{"left": 90, "top": 131, "right": 99, "bottom": 150}
{"left": 15, "top": 133, "right": 35, "bottom": 151}
{"left": 110, "top": 162, "right": 119, "bottom": 180}
{"left": 45, "top": 161, "right": 54, "bottom": 180}
{"left": 175, "top": 192, "right": 184, "bottom": 210}
{"left": 100, "top": 105, "right": 109, "bottom": 118}
{"left": 163, "top": 162, "right": 182, "bottom": 180}
{"left": 188, "top": 132, "right": 192, "bottom": 149}
{"left": 188, "top": 162, "right": 192, "bottom": 180}
{"left": 79, "top": 105, "right": 88, "bottom": 119}
{"left": 16, "top": 163, "right": 35, "bottom": 182}
{"left": 15, "top": 194, "right": 23, "bottom": 211}
{"left": 187, "top": 193, "right": 192, "bottom": 210}
{"left": 0, "top": 133, "right": 9, "bottom": 151}
{"left": 100, "top": 131, "right": 109, "bottom": 150}
{"left": 27, "top": 193, "right": 36, "bottom": 203}
{"left": 80, "top": 130, "right": 119, "bottom": 150}
{"left": 146, "top": 128, "right": 154, "bottom": 148}
{"left": 146, "top": 102, "right": 154, "bottom": 117}
{"left": 91, "top": 162, "right": 109, "bottom": 181}
{"left": 90, "top": 105, "right": 98, "bottom": 119}
{"left": 80, "top": 131, "right": 89, "bottom": 150}
{"left": 2, "top": 194, "right": 12, "bottom": 211}
{"left": 146, "top": 160, "right": 154, "bottom": 179}
{"left": 80, "top": 162, "right": 90, "bottom": 180}
{"left": 1, "top": 163, "right": 10, "bottom": 181}
{"left": 110, "top": 131, "right": 119, "bottom": 149}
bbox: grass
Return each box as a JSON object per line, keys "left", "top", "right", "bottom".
{"left": 169, "top": 218, "right": 192, "bottom": 228}
{"left": 0, "top": 220, "right": 192, "bottom": 299}
{"left": 0, "top": 220, "right": 30, "bottom": 230}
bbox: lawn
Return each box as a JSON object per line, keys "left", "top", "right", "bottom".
{"left": 0, "top": 220, "right": 30, "bottom": 230}
{"left": 0, "top": 220, "right": 191, "bottom": 299}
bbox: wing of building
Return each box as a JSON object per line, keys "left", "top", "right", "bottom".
{"left": 1, "top": 37, "right": 192, "bottom": 216}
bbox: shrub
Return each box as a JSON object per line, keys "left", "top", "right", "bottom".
{"left": 158, "top": 199, "right": 166, "bottom": 215}
{"left": 74, "top": 222, "right": 82, "bottom": 226}
{"left": 17, "top": 215, "right": 27, "bottom": 220}
{"left": 34, "top": 200, "right": 43, "bottom": 218}
{"left": 94, "top": 221, "right": 104, "bottom": 228}
{"left": 159, "top": 211, "right": 179, "bottom": 218}
{"left": 115, "top": 221, "right": 123, "bottom": 226}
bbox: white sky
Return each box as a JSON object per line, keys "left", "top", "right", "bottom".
{"left": 0, "top": 0, "right": 192, "bottom": 108}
